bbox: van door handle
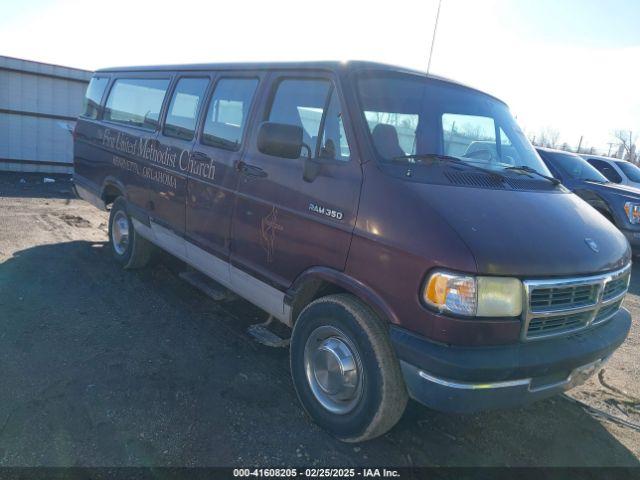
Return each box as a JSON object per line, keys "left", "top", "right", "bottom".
{"left": 238, "top": 161, "right": 268, "bottom": 178}
{"left": 191, "top": 151, "right": 210, "bottom": 162}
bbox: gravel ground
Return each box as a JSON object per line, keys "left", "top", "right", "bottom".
{"left": 0, "top": 173, "right": 639, "bottom": 467}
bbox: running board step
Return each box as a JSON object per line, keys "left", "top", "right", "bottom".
{"left": 179, "top": 270, "right": 234, "bottom": 301}
{"left": 247, "top": 316, "right": 290, "bottom": 348}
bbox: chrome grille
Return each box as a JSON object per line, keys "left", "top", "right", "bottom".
{"left": 530, "top": 284, "right": 598, "bottom": 312}
{"left": 603, "top": 275, "right": 629, "bottom": 301}
{"left": 594, "top": 299, "right": 624, "bottom": 325}
{"left": 526, "top": 312, "right": 591, "bottom": 338}
{"left": 522, "top": 265, "right": 630, "bottom": 341}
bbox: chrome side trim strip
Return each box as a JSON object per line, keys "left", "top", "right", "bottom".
{"left": 74, "top": 183, "right": 106, "bottom": 211}
{"left": 132, "top": 218, "right": 291, "bottom": 324}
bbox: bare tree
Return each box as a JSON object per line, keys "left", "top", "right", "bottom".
{"left": 612, "top": 130, "right": 638, "bottom": 162}
{"left": 537, "top": 127, "right": 561, "bottom": 149}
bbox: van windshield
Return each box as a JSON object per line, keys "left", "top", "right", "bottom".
{"left": 356, "top": 72, "right": 551, "bottom": 177}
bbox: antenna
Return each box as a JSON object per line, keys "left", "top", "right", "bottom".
{"left": 427, "top": 0, "right": 443, "bottom": 75}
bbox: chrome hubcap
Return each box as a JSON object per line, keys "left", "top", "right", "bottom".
{"left": 304, "top": 326, "right": 363, "bottom": 414}
{"left": 112, "top": 211, "right": 130, "bottom": 255}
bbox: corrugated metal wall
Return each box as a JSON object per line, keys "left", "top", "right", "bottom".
{"left": 0, "top": 55, "right": 92, "bottom": 174}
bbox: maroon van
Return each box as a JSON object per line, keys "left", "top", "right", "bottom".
{"left": 73, "top": 61, "right": 632, "bottom": 442}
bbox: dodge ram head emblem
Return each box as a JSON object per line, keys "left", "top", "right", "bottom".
{"left": 585, "top": 238, "right": 599, "bottom": 253}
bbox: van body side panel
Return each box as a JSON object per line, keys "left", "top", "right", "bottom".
{"left": 74, "top": 118, "right": 112, "bottom": 199}
{"left": 186, "top": 72, "right": 266, "bottom": 262}
{"left": 95, "top": 124, "right": 154, "bottom": 210}
{"left": 230, "top": 71, "right": 362, "bottom": 290}
{"left": 147, "top": 130, "right": 190, "bottom": 238}
{"left": 145, "top": 136, "right": 189, "bottom": 235}
{"left": 74, "top": 76, "right": 112, "bottom": 202}
{"left": 343, "top": 161, "right": 523, "bottom": 345}
{"left": 186, "top": 157, "right": 236, "bottom": 260}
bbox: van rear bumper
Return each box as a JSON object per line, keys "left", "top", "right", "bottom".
{"left": 390, "top": 308, "right": 631, "bottom": 413}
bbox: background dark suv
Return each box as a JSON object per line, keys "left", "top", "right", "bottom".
{"left": 537, "top": 147, "right": 640, "bottom": 254}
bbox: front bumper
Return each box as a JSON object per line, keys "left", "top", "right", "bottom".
{"left": 391, "top": 308, "right": 631, "bottom": 413}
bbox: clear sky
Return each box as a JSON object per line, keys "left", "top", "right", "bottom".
{"left": 1, "top": 0, "right": 638, "bottom": 153}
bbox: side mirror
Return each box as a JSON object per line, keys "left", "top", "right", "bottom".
{"left": 257, "top": 122, "right": 303, "bottom": 159}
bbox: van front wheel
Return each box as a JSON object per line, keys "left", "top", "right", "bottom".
{"left": 108, "top": 197, "right": 153, "bottom": 269}
{"left": 290, "top": 294, "right": 408, "bottom": 442}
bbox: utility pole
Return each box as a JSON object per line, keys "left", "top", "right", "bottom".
{"left": 427, "top": 0, "right": 443, "bottom": 75}
{"left": 577, "top": 136, "right": 583, "bottom": 153}
{"left": 607, "top": 143, "right": 615, "bottom": 157}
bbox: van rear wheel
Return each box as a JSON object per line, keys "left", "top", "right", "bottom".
{"left": 290, "top": 294, "right": 408, "bottom": 442}
{"left": 108, "top": 197, "right": 153, "bottom": 269}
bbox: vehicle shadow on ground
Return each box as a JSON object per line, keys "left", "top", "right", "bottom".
{"left": 0, "top": 240, "right": 638, "bottom": 467}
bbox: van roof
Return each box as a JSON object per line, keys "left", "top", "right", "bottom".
{"left": 95, "top": 60, "right": 506, "bottom": 105}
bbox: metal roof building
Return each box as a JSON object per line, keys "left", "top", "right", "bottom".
{"left": 0, "top": 55, "right": 92, "bottom": 174}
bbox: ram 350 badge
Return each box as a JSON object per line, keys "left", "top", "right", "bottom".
{"left": 309, "top": 202, "right": 343, "bottom": 220}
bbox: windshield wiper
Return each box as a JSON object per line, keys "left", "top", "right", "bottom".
{"left": 503, "top": 165, "right": 561, "bottom": 185}
{"left": 390, "top": 153, "right": 506, "bottom": 180}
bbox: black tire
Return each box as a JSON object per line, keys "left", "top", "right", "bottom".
{"left": 290, "top": 294, "right": 408, "bottom": 442}
{"left": 108, "top": 197, "right": 153, "bottom": 269}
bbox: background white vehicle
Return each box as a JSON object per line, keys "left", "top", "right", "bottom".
{"left": 582, "top": 154, "right": 640, "bottom": 189}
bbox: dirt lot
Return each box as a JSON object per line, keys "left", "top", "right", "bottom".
{"left": 0, "top": 173, "right": 639, "bottom": 467}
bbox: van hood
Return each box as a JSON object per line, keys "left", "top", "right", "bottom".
{"left": 411, "top": 184, "right": 631, "bottom": 277}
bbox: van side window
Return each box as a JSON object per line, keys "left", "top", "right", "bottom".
{"left": 104, "top": 78, "right": 170, "bottom": 130}
{"left": 319, "top": 91, "right": 350, "bottom": 161}
{"left": 202, "top": 78, "right": 258, "bottom": 150}
{"left": 163, "top": 77, "right": 209, "bottom": 141}
{"left": 268, "top": 79, "right": 331, "bottom": 158}
{"left": 82, "top": 77, "right": 109, "bottom": 119}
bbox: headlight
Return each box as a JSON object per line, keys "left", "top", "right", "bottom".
{"left": 423, "top": 270, "right": 523, "bottom": 317}
{"left": 624, "top": 202, "right": 640, "bottom": 224}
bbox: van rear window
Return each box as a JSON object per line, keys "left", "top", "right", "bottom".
{"left": 82, "top": 77, "right": 109, "bottom": 119}
{"left": 104, "top": 78, "right": 170, "bottom": 130}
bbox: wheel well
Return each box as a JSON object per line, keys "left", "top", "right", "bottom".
{"left": 289, "top": 279, "right": 348, "bottom": 325}
{"left": 102, "top": 184, "right": 123, "bottom": 206}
